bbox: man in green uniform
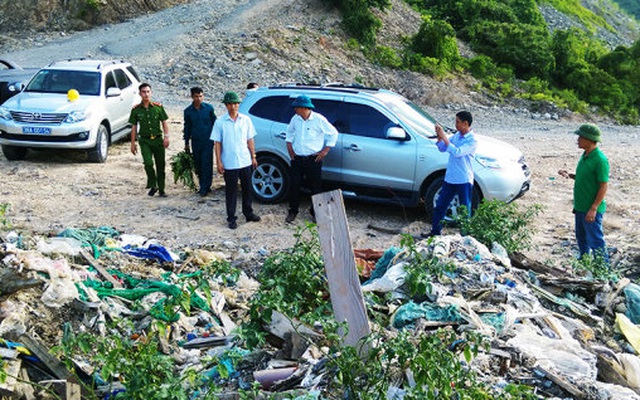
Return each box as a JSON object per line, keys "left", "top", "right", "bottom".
{"left": 558, "top": 123, "right": 610, "bottom": 264}
{"left": 130, "top": 83, "right": 170, "bottom": 197}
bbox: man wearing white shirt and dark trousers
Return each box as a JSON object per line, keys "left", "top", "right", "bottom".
{"left": 211, "top": 92, "right": 261, "bottom": 229}
{"left": 285, "top": 95, "right": 339, "bottom": 224}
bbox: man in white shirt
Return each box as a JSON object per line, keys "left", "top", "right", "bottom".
{"left": 211, "top": 91, "right": 261, "bottom": 229}
{"left": 285, "top": 95, "right": 339, "bottom": 223}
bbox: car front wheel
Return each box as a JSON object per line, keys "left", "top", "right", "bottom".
{"left": 251, "top": 155, "right": 289, "bottom": 203}
{"left": 423, "top": 176, "right": 481, "bottom": 223}
{"left": 88, "top": 124, "right": 109, "bottom": 163}
{"left": 2, "top": 145, "right": 27, "bottom": 161}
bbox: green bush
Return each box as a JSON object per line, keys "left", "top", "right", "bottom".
{"left": 456, "top": 199, "right": 543, "bottom": 254}
{"left": 333, "top": 0, "right": 389, "bottom": 47}
{"left": 467, "top": 21, "right": 553, "bottom": 79}
{"left": 411, "top": 17, "right": 460, "bottom": 69}
{"left": 368, "top": 45, "right": 403, "bottom": 68}
{"left": 239, "top": 225, "right": 332, "bottom": 348}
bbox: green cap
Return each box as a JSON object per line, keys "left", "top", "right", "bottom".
{"left": 222, "top": 91, "right": 241, "bottom": 104}
{"left": 574, "top": 124, "right": 601, "bottom": 142}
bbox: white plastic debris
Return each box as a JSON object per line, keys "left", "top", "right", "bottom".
{"left": 36, "top": 237, "right": 83, "bottom": 256}
{"left": 361, "top": 261, "right": 407, "bottom": 293}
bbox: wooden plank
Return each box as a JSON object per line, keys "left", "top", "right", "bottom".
{"left": 312, "top": 190, "right": 370, "bottom": 347}
{"left": 80, "top": 250, "right": 122, "bottom": 288}
{"left": 18, "top": 334, "right": 69, "bottom": 380}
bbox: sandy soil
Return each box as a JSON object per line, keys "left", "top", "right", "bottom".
{"left": 1, "top": 107, "right": 639, "bottom": 272}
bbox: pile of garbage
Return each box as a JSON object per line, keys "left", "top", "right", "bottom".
{"left": 0, "top": 226, "right": 639, "bottom": 399}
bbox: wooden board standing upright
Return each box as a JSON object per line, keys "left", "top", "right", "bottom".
{"left": 312, "top": 190, "right": 371, "bottom": 348}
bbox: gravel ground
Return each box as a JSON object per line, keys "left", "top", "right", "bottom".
{"left": 0, "top": 0, "right": 639, "bottom": 270}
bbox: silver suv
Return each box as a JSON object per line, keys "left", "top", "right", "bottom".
{"left": 0, "top": 59, "right": 141, "bottom": 162}
{"left": 240, "top": 84, "right": 531, "bottom": 219}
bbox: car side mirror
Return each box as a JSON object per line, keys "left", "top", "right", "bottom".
{"left": 386, "top": 126, "right": 406, "bottom": 140}
{"left": 7, "top": 82, "right": 25, "bottom": 92}
{"left": 106, "top": 87, "right": 122, "bottom": 97}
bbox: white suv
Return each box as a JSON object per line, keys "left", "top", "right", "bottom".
{"left": 240, "top": 84, "right": 531, "bottom": 220}
{"left": 0, "top": 59, "right": 141, "bottom": 163}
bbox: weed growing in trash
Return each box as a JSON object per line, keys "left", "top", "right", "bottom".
{"left": 571, "top": 250, "right": 619, "bottom": 281}
{"left": 0, "top": 202, "right": 10, "bottom": 229}
{"left": 326, "top": 327, "right": 534, "bottom": 399}
{"left": 54, "top": 320, "right": 204, "bottom": 399}
{"left": 239, "top": 224, "right": 333, "bottom": 348}
{"left": 455, "top": 199, "right": 543, "bottom": 254}
{"left": 400, "top": 234, "right": 455, "bottom": 299}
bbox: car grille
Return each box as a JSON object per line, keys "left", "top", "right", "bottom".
{"left": 10, "top": 111, "right": 67, "bottom": 123}
{"left": 0, "top": 132, "right": 87, "bottom": 143}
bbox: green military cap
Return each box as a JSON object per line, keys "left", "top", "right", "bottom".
{"left": 574, "top": 124, "right": 602, "bottom": 142}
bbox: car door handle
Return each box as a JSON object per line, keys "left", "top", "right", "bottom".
{"left": 344, "top": 144, "right": 361, "bottom": 152}
{"left": 275, "top": 132, "right": 286, "bottom": 139}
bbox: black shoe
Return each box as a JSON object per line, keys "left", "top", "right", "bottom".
{"left": 228, "top": 221, "right": 238, "bottom": 229}
{"left": 285, "top": 211, "right": 297, "bottom": 224}
{"left": 420, "top": 232, "right": 436, "bottom": 239}
{"left": 148, "top": 188, "right": 158, "bottom": 196}
{"left": 158, "top": 191, "right": 167, "bottom": 198}
{"left": 246, "top": 214, "right": 261, "bottom": 222}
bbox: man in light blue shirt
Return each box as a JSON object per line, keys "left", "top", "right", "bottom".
{"left": 426, "top": 110, "right": 477, "bottom": 237}
{"left": 284, "top": 95, "right": 338, "bottom": 223}
{"left": 211, "top": 91, "right": 261, "bottom": 229}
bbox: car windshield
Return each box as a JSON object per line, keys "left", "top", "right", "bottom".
{"left": 25, "top": 70, "right": 101, "bottom": 96}
{"left": 377, "top": 92, "right": 438, "bottom": 138}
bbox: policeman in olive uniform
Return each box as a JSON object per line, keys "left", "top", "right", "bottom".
{"left": 130, "top": 83, "right": 170, "bottom": 197}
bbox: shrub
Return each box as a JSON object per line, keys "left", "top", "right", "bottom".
{"left": 467, "top": 21, "right": 553, "bottom": 79}
{"left": 368, "top": 45, "right": 403, "bottom": 69}
{"left": 239, "top": 225, "right": 332, "bottom": 348}
{"left": 411, "top": 17, "right": 460, "bottom": 69}
{"left": 455, "top": 199, "right": 543, "bottom": 254}
{"left": 333, "top": 0, "right": 389, "bottom": 47}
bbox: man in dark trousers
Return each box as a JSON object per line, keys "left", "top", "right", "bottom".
{"left": 211, "top": 92, "right": 261, "bottom": 229}
{"left": 284, "top": 95, "right": 338, "bottom": 223}
{"left": 183, "top": 87, "right": 216, "bottom": 196}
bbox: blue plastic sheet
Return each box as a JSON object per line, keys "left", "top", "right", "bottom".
{"left": 392, "top": 300, "right": 463, "bottom": 329}
{"left": 123, "top": 243, "right": 173, "bottom": 262}
{"left": 624, "top": 283, "right": 640, "bottom": 324}
{"left": 365, "top": 246, "right": 401, "bottom": 284}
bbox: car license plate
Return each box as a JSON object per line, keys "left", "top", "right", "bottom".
{"left": 23, "top": 126, "right": 51, "bottom": 135}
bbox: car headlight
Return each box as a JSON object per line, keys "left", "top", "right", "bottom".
{"left": 0, "top": 107, "right": 12, "bottom": 121}
{"left": 475, "top": 155, "right": 505, "bottom": 169}
{"left": 64, "top": 110, "right": 89, "bottom": 123}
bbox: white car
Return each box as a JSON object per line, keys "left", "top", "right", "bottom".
{"left": 0, "top": 59, "right": 141, "bottom": 162}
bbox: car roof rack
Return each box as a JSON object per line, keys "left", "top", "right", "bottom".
{"left": 47, "top": 58, "right": 87, "bottom": 67}
{"left": 267, "top": 82, "right": 380, "bottom": 93}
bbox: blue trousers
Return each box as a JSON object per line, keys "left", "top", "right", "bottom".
{"left": 430, "top": 181, "right": 472, "bottom": 235}
{"left": 192, "top": 139, "right": 214, "bottom": 195}
{"left": 574, "top": 211, "right": 609, "bottom": 264}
